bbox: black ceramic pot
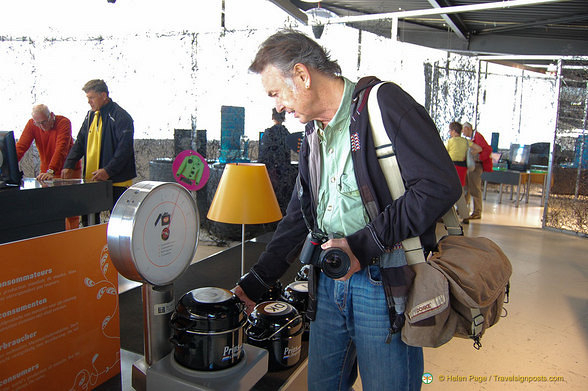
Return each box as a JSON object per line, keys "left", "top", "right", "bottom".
{"left": 245, "top": 301, "right": 303, "bottom": 370}
{"left": 281, "top": 281, "right": 309, "bottom": 316}
{"left": 170, "top": 287, "right": 246, "bottom": 371}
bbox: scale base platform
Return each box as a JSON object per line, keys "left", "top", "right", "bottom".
{"left": 141, "top": 344, "right": 268, "bottom": 391}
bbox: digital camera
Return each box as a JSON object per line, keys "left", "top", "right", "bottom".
{"left": 299, "top": 232, "right": 350, "bottom": 279}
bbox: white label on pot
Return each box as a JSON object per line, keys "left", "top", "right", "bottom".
{"left": 222, "top": 344, "right": 242, "bottom": 361}
{"left": 154, "top": 300, "right": 175, "bottom": 315}
{"left": 284, "top": 344, "right": 301, "bottom": 359}
{"left": 263, "top": 301, "right": 291, "bottom": 315}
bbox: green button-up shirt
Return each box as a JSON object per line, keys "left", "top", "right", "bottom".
{"left": 315, "top": 78, "right": 369, "bottom": 237}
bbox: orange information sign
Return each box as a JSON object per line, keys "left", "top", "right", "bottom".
{"left": 0, "top": 224, "right": 120, "bottom": 390}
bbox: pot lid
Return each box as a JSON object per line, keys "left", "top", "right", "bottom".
{"left": 173, "top": 287, "right": 244, "bottom": 331}
{"left": 285, "top": 281, "right": 308, "bottom": 293}
{"left": 282, "top": 281, "right": 309, "bottom": 304}
{"left": 190, "top": 287, "right": 233, "bottom": 303}
{"left": 248, "top": 301, "right": 302, "bottom": 334}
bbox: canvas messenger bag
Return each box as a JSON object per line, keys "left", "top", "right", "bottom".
{"left": 367, "top": 82, "right": 512, "bottom": 349}
{"left": 402, "top": 235, "right": 511, "bottom": 348}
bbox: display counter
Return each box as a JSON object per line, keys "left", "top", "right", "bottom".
{"left": 104, "top": 235, "right": 307, "bottom": 391}
{"left": 0, "top": 178, "right": 112, "bottom": 244}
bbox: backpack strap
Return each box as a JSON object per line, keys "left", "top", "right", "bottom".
{"left": 367, "top": 82, "right": 463, "bottom": 266}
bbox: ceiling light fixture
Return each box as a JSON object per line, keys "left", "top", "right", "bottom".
{"left": 306, "top": 3, "right": 337, "bottom": 39}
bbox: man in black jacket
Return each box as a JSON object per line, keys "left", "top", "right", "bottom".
{"left": 235, "top": 30, "right": 461, "bottom": 390}
{"left": 62, "top": 79, "right": 136, "bottom": 224}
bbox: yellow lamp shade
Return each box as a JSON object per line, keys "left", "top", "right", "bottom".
{"left": 207, "top": 163, "right": 283, "bottom": 224}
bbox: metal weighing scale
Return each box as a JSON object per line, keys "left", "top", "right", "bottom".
{"left": 107, "top": 181, "right": 268, "bottom": 391}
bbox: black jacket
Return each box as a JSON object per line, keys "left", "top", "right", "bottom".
{"left": 64, "top": 100, "right": 136, "bottom": 183}
{"left": 239, "top": 77, "right": 461, "bottom": 301}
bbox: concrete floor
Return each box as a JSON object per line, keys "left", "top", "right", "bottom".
{"left": 425, "top": 203, "right": 586, "bottom": 390}
{"left": 118, "top": 187, "right": 588, "bottom": 390}
{"left": 353, "top": 189, "right": 588, "bottom": 391}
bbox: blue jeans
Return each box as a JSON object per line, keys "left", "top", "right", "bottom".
{"left": 308, "top": 266, "right": 423, "bottom": 391}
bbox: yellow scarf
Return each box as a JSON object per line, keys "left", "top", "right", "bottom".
{"left": 85, "top": 111, "right": 102, "bottom": 180}
{"left": 85, "top": 111, "right": 133, "bottom": 187}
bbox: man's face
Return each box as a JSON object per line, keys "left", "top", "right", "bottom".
{"left": 261, "top": 65, "right": 313, "bottom": 124}
{"left": 463, "top": 126, "right": 473, "bottom": 138}
{"left": 86, "top": 90, "right": 109, "bottom": 112}
{"left": 32, "top": 112, "right": 55, "bottom": 131}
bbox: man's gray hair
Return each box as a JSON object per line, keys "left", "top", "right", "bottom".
{"left": 82, "top": 79, "right": 109, "bottom": 95}
{"left": 249, "top": 29, "right": 341, "bottom": 77}
{"left": 462, "top": 122, "right": 473, "bottom": 129}
{"left": 32, "top": 104, "right": 50, "bottom": 117}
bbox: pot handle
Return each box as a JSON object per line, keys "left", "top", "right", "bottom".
{"left": 245, "top": 323, "right": 271, "bottom": 341}
{"left": 265, "top": 315, "right": 303, "bottom": 341}
{"left": 237, "top": 299, "right": 247, "bottom": 314}
{"left": 169, "top": 336, "right": 186, "bottom": 348}
{"left": 170, "top": 317, "right": 187, "bottom": 332}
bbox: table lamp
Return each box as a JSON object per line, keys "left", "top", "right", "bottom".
{"left": 207, "top": 163, "right": 282, "bottom": 276}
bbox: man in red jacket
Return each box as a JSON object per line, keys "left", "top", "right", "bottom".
{"left": 462, "top": 122, "right": 492, "bottom": 223}
{"left": 16, "top": 104, "right": 82, "bottom": 229}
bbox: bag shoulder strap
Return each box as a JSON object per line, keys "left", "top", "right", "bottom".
{"left": 367, "top": 82, "right": 462, "bottom": 266}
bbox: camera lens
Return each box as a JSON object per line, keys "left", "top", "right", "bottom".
{"left": 319, "top": 248, "right": 350, "bottom": 279}
{"left": 324, "top": 255, "right": 341, "bottom": 269}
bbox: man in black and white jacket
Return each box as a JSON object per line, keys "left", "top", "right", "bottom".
{"left": 235, "top": 30, "right": 461, "bottom": 391}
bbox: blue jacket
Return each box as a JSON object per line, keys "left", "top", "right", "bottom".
{"left": 64, "top": 99, "right": 136, "bottom": 183}
{"left": 239, "top": 77, "right": 461, "bottom": 301}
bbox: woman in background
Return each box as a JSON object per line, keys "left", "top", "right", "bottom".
{"left": 258, "top": 108, "right": 293, "bottom": 216}
{"left": 446, "top": 121, "right": 481, "bottom": 222}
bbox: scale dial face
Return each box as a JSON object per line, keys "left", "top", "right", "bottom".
{"left": 107, "top": 181, "right": 199, "bottom": 286}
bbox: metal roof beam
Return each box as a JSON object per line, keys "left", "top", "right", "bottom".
{"left": 268, "top": 0, "right": 308, "bottom": 24}
{"left": 399, "top": 30, "right": 588, "bottom": 57}
{"left": 426, "top": 0, "right": 469, "bottom": 40}
{"left": 479, "top": 54, "right": 588, "bottom": 61}
{"left": 469, "top": 34, "right": 588, "bottom": 56}
{"left": 327, "top": 0, "right": 567, "bottom": 24}
{"left": 476, "top": 13, "right": 588, "bottom": 35}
